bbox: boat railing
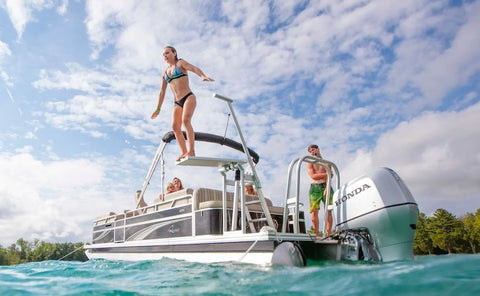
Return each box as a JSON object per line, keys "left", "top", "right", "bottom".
{"left": 93, "top": 212, "right": 116, "bottom": 226}
{"left": 282, "top": 155, "right": 340, "bottom": 237}
{"left": 96, "top": 185, "right": 281, "bottom": 244}
{"left": 110, "top": 192, "right": 195, "bottom": 242}
{"left": 151, "top": 193, "right": 193, "bottom": 212}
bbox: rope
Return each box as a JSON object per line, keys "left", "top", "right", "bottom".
{"left": 261, "top": 226, "right": 282, "bottom": 243}
{"left": 238, "top": 226, "right": 280, "bottom": 262}
{"left": 57, "top": 244, "right": 85, "bottom": 261}
{"left": 238, "top": 236, "right": 260, "bottom": 262}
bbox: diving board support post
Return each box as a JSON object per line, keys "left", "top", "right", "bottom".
{"left": 137, "top": 141, "right": 167, "bottom": 209}
{"left": 221, "top": 170, "right": 228, "bottom": 233}
{"left": 213, "top": 93, "right": 275, "bottom": 229}
{"left": 176, "top": 156, "right": 250, "bottom": 233}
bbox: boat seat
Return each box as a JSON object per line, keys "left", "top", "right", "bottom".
{"left": 193, "top": 187, "right": 279, "bottom": 213}
{"left": 153, "top": 188, "right": 194, "bottom": 204}
{"left": 93, "top": 212, "right": 116, "bottom": 225}
{"left": 94, "top": 211, "right": 116, "bottom": 220}
{"left": 198, "top": 200, "right": 284, "bottom": 215}
{"left": 133, "top": 187, "right": 281, "bottom": 215}
{"left": 115, "top": 210, "right": 135, "bottom": 220}
{"left": 193, "top": 188, "right": 263, "bottom": 209}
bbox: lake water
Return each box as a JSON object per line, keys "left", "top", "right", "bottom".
{"left": 1, "top": 254, "right": 479, "bottom": 295}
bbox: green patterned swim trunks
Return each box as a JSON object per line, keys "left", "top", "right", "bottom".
{"left": 309, "top": 183, "right": 333, "bottom": 213}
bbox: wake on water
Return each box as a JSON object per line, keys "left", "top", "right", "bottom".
{"left": 0, "top": 254, "right": 479, "bottom": 295}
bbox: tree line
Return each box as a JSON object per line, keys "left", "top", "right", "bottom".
{"left": 1, "top": 207, "right": 479, "bottom": 265}
{"left": 0, "top": 238, "right": 87, "bottom": 265}
{"left": 414, "top": 208, "right": 480, "bottom": 255}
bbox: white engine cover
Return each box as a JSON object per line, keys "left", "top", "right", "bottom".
{"left": 333, "top": 167, "right": 419, "bottom": 261}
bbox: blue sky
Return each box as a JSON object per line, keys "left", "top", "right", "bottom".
{"left": 1, "top": 0, "right": 479, "bottom": 245}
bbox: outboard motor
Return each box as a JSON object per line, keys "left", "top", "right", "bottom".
{"left": 333, "top": 168, "right": 418, "bottom": 262}
{"left": 338, "top": 228, "right": 381, "bottom": 262}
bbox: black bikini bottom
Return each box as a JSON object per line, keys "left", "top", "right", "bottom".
{"left": 174, "top": 92, "right": 194, "bottom": 108}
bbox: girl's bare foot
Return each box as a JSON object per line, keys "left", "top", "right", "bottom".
{"left": 176, "top": 152, "right": 188, "bottom": 162}
{"left": 176, "top": 150, "right": 195, "bottom": 162}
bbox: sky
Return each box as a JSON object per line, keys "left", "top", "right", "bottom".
{"left": 0, "top": 0, "right": 479, "bottom": 246}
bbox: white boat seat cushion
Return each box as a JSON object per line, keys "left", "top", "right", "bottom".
{"left": 153, "top": 188, "right": 194, "bottom": 204}
{"left": 193, "top": 187, "right": 278, "bottom": 213}
{"left": 198, "top": 200, "right": 284, "bottom": 215}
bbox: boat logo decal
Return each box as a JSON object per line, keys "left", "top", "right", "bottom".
{"left": 168, "top": 225, "right": 181, "bottom": 234}
{"left": 335, "top": 183, "right": 372, "bottom": 207}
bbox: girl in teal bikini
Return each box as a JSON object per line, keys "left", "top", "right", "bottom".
{"left": 151, "top": 46, "right": 214, "bottom": 161}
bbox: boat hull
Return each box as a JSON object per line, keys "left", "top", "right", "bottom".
{"left": 85, "top": 236, "right": 277, "bottom": 265}
{"left": 85, "top": 169, "right": 418, "bottom": 265}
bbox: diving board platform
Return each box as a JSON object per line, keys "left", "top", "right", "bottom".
{"left": 176, "top": 156, "right": 247, "bottom": 167}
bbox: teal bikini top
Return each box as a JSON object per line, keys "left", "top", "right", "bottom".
{"left": 164, "top": 61, "right": 187, "bottom": 83}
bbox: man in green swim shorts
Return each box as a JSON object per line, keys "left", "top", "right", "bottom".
{"left": 307, "top": 144, "right": 333, "bottom": 236}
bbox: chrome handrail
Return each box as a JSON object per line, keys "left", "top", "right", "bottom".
{"left": 282, "top": 155, "right": 340, "bottom": 237}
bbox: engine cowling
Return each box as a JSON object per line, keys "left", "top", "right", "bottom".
{"left": 333, "top": 167, "right": 419, "bottom": 261}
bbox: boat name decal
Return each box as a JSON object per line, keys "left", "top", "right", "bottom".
{"left": 168, "top": 225, "right": 180, "bottom": 234}
{"left": 335, "top": 183, "right": 371, "bottom": 206}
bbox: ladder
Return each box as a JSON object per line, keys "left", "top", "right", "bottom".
{"left": 220, "top": 163, "right": 258, "bottom": 232}
{"left": 176, "top": 155, "right": 271, "bottom": 233}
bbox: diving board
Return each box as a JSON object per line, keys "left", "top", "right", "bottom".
{"left": 176, "top": 156, "right": 247, "bottom": 167}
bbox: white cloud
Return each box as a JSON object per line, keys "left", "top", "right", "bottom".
{"left": 0, "top": 40, "right": 12, "bottom": 86}
{"left": 2, "top": 0, "right": 65, "bottom": 40}
{"left": 0, "top": 40, "right": 11, "bottom": 59}
{"left": 15, "top": 145, "right": 33, "bottom": 153}
{"left": 383, "top": 1, "right": 480, "bottom": 112}
{"left": 84, "top": 0, "right": 134, "bottom": 60}
{"left": 341, "top": 101, "right": 480, "bottom": 216}
{"left": 0, "top": 150, "right": 152, "bottom": 245}
{"left": 34, "top": 64, "right": 135, "bottom": 95}
{"left": 413, "top": 1, "right": 480, "bottom": 107}
{"left": 0, "top": 152, "right": 102, "bottom": 245}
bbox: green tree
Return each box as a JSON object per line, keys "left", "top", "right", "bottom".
{"left": 461, "top": 210, "right": 480, "bottom": 253}
{"left": 31, "top": 240, "right": 56, "bottom": 261}
{"left": 0, "top": 239, "right": 88, "bottom": 265}
{"left": 461, "top": 213, "right": 476, "bottom": 253}
{"left": 414, "top": 212, "right": 434, "bottom": 255}
{"left": 0, "top": 246, "right": 7, "bottom": 265}
{"left": 476, "top": 209, "right": 480, "bottom": 246}
{"left": 6, "top": 243, "right": 21, "bottom": 265}
{"left": 16, "top": 238, "right": 33, "bottom": 263}
{"left": 429, "top": 209, "right": 463, "bottom": 254}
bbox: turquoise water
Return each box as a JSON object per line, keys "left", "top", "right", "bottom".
{"left": 1, "top": 255, "right": 479, "bottom": 295}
